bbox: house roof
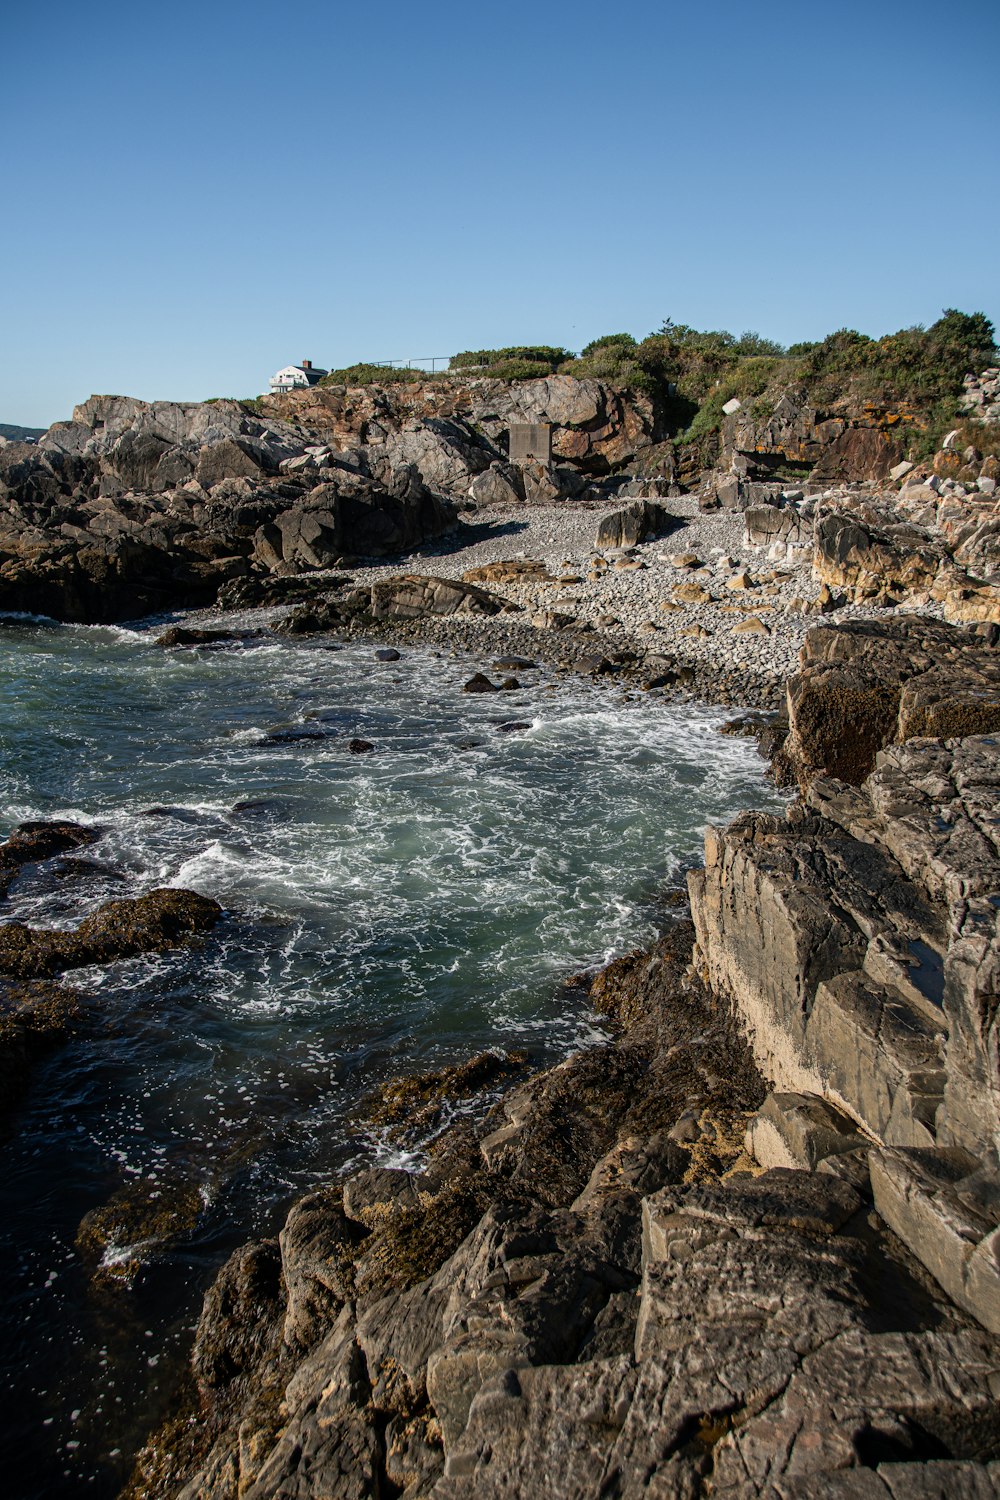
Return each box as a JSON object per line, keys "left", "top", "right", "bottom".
{"left": 271, "top": 364, "right": 329, "bottom": 386}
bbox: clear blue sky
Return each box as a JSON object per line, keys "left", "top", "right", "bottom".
{"left": 3, "top": 0, "right": 998, "bottom": 427}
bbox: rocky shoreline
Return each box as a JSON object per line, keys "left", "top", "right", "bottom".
{"left": 94, "top": 603, "right": 997, "bottom": 1500}
{"left": 3, "top": 371, "right": 1000, "bottom": 1496}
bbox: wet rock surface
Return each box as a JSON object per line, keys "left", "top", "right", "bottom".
{"left": 779, "top": 615, "right": 1000, "bottom": 786}
{"left": 0, "top": 978, "right": 83, "bottom": 1126}
{"left": 0, "top": 887, "right": 222, "bottom": 978}
{"left": 0, "top": 820, "right": 99, "bottom": 898}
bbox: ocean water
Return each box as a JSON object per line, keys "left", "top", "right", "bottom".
{"left": 0, "top": 615, "right": 784, "bottom": 1497}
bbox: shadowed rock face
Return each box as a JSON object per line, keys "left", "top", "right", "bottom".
{"left": 720, "top": 392, "right": 915, "bottom": 484}
{"left": 0, "top": 377, "right": 664, "bottom": 624}
{"left": 0, "top": 979, "right": 83, "bottom": 1128}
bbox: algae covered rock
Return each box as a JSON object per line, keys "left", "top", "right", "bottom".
{"left": 76, "top": 1177, "right": 204, "bottom": 1285}
{"left": 0, "top": 819, "right": 98, "bottom": 898}
{"left": 0, "top": 887, "right": 222, "bottom": 978}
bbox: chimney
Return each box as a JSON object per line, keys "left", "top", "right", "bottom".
{"left": 301, "top": 359, "right": 312, "bottom": 370}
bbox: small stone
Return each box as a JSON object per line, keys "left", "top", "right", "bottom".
{"left": 732, "top": 616, "right": 769, "bottom": 634}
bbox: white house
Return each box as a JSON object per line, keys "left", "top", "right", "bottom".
{"left": 268, "top": 359, "right": 328, "bottom": 395}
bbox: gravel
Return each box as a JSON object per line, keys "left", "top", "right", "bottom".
{"left": 196, "top": 497, "right": 947, "bottom": 714}
{"left": 354, "top": 499, "right": 943, "bottom": 682}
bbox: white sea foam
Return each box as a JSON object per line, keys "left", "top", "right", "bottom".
{"left": 1, "top": 624, "right": 786, "bottom": 1293}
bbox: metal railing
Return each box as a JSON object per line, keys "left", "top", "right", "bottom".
{"left": 371, "top": 356, "right": 457, "bottom": 374}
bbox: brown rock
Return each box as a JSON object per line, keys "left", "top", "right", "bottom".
{"left": 0, "top": 887, "right": 222, "bottom": 978}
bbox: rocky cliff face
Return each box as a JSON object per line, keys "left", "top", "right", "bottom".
{"left": 257, "top": 374, "right": 660, "bottom": 478}
{"left": 739, "top": 468, "right": 1000, "bottom": 628}
{"left": 124, "top": 618, "right": 1000, "bottom": 1499}
{"left": 0, "top": 377, "right": 667, "bottom": 623}
{"left": 778, "top": 617, "right": 1000, "bottom": 786}
{"left": 0, "top": 397, "right": 457, "bottom": 622}
{"left": 689, "top": 616, "right": 1000, "bottom": 1341}
{"left": 720, "top": 392, "right": 920, "bottom": 484}
{"left": 128, "top": 918, "right": 1000, "bottom": 1500}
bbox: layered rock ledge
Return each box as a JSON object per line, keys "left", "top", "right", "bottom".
{"left": 690, "top": 727, "right": 1000, "bottom": 1337}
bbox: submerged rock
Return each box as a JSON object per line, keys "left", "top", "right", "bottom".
{"left": 0, "top": 979, "right": 83, "bottom": 1126}
{"left": 76, "top": 1177, "right": 204, "bottom": 1285}
{"left": 0, "top": 820, "right": 98, "bottom": 899}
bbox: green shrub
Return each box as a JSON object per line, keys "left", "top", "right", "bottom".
{"left": 799, "top": 310, "right": 996, "bottom": 411}
{"left": 559, "top": 348, "right": 644, "bottom": 387}
{"left": 450, "top": 349, "right": 497, "bottom": 370}
{"left": 449, "top": 346, "right": 571, "bottom": 375}
{"left": 734, "top": 331, "right": 786, "bottom": 357}
{"left": 580, "top": 332, "right": 638, "bottom": 357}
{"left": 679, "top": 356, "right": 789, "bottom": 442}
{"left": 481, "top": 359, "right": 558, "bottom": 381}
{"left": 319, "top": 363, "right": 424, "bottom": 387}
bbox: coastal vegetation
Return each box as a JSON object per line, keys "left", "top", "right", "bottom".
{"left": 302, "top": 311, "right": 996, "bottom": 460}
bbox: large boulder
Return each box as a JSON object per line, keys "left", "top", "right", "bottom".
{"left": 369, "top": 574, "right": 510, "bottom": 620}
{"left": 0, "top": 887, "right": 222, "bottom": 978}
{"left": 781, "top": 617, "right": 1000, "bottom": 787}
{"left": 595, "top": 500, "right": 680, "bottom": 549}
